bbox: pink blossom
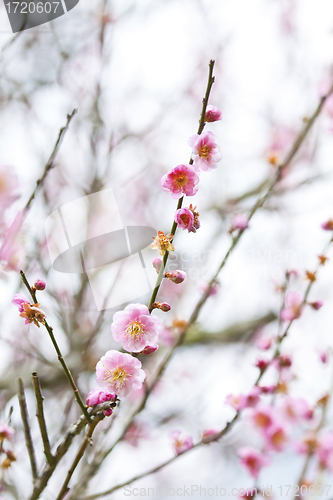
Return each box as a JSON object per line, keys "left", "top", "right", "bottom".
{"left": 319, "top": 350, "right": 329, "bottom": 364}
{"left": 264, "top": 424, "right": 289, "bottom": 452}
{"left": 295, "top": 433, "right": 317, "bottom": 455}
{"left": 0, "top": 424, "right": 14, "bottom": 441}
{"left": 161, "top": 164, "right": 199, "bottom": 199}
{"left": 251, "top": 406, "right": 275, "bottom": 430}
{"left": 174, "top": 208, "right": 194, "bottom": 231}
{"left": 255, "top": 358, "right": 269, "bottom": 371}
{"left": 170, "top": 431, "right": 194, "bottom": 455}
{"left": 315, "top": 432, "right": 333, "bottom": 471}
{"left": 188, "top": 131, "right": 222, "bottom": 171}
{"left": 111, "top": 303, "right": 160, "bottom": 353}
{"left": 230, "top": 214, "right": 249, "bottom": 232}
{"left": 280, "top": 292, "right": 303, "bottom": 321}
{"left": 0, "top": 211, "right": 25, "bottom": 271}
{"left": 152, "top": 302, "right": 171, "bottom": 312}
{"left": 142, "top": 344, "right": 159, "bottom": 355}
{"left": 152, "top": 257, "right": 163, "bottom": 273}
{"left": 238, "top": 447, "right": 270, "bottom": 479}
{"left": 279, "top": 397, "right": 313, "bottom": 423}
{"left": 259, "top": 385, "right": 276, "bottom": 394}
{"left": 277, "top": 354, "right": 292, "bottom": 369}
{"left": 159, "top": 327, "right": 174, "bottom": 347}
{"left": 165, "top": 270, "right": 187, "bottom": 284}
{"left": 225, "top": 394, "right": 246, "bottom": 411}
{"left": 204, "top": 105, "right": 222, "bottom": 123}
{"left": 243, "top": 387, "right": 261, "bottom": 408}
{"left": 96, "top": 350, "right": 145, "bottom": 398}
{"left": 12, "top": 294, "right": 30, "bottom": 313}
{"left": 86, "top": 388, "right": 115, "bottom": 416}
{"left": 309, "top": 300, "right": 323, "bottom": 311}
{"left": 321, "top": 219, "right": 333, "bottom": 231}
{"left": 256, "top": 336, "right": 272, "bottom": 350}
{"left": 34, "top": 280, "right": 46, "bottom": 291}
{"left": 202, "top": 428, "right": 219, "bottom": 442}
{"left": 124, "top": 422, "right": 149, "bottom": 447}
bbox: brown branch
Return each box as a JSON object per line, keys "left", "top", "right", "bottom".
{"left": 31, "top": 372, "right": 54, "bottom": 466}
{"left": 25, "top": 109, "right": 77, "bottom": 211}
{"left": 20, "top": 271, "right": 91, "bottom": 424}
{"left": 17, "top": 378, "right": 38, "bottom": 482}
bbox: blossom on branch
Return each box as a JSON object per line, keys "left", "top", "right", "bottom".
{"left": 151, "top": 231, "right": 174, "bottom": 256}
{"left": 204, "top": 105, "right": 222, "bottom": 123}
{"left": 111, "top": 303, "right": 160, "bottom": 353}
{"left": 170, "top": 430, "right": 194, "bottom": 455}
{"left": 0, "top": 424, "right": 14, "bottom": 442}
{"left": 86, "top": 388, "right": 116, "bottom": 416}
{"left": 280, "top": 292, "right": 303, "bottom": 321}
{"left": 12, "top": 294, "right": 46, "bottom": 327}
{"left": 188, "top": 131, "right": 222, "bottom": 171}
{"left": 238, "top": 447, "right": 270, "bottom": 478}
{"left": 96, "top": 350, "right": 145, "bottom": 398}
{"left": 161, "top": 164, "right": 199, "bottom": 199}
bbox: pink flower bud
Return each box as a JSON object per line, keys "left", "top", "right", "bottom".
{"left": 321, "top": 219, "right": 333, "bottom": 231}
{"left": 309, "top": 300, "right": 324, "bottom": 310}
{"left": 152, "top": 257, "right": 163, "bottom": 273}
{"left": 34, "top": 279, "right": 46, "bottom": 291}
{"left": 142, "top": 344, "right": 159, "bottom": 355}
{"left": 255, "top": 358, "right": 269, "bottom": 371}
{"left": 86, "top": 388, "right": 116, "bottom": 417}
{"left": 259, "top": 385, "right": 277, "bottom": 394}
{"left": 160, "top": 302, "right": 171, "bottom": 312}
{"left": 165, "top": 270, "right": 187, "bottom": 284}
{"left": 230, "top": 214, "right": 249, "bottom": 232}
{"left": 319, "top": 351, "right": 329, "bottom": 364}
{"left": 204, "top": 105, "right": 222, "bottom": 123}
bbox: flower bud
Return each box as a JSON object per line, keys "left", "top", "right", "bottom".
{"left": 142, "top": 344, "right": 159, "bottom": 355}
{"left": 165, "top": 270, "right": 187, "bottom": 284}
{"left": 204, "top": 105, "right": 222, "bottom": 123}
{"left": 34, "top": 279, "right": 46, "bottom": 291}
{"left": 309, "top": 300, "right": 323, "bottom": 310}
{"left": 152, "top": 257, "right": 163, "bottom": 273}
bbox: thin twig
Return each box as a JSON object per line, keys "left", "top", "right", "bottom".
{"left": 20, "top": 271, "right": 91, "bottom": 423}
{"left": 25, "top": 109, "right": 77, "bottom": 211}
{"left": 148, "top": 59, "right": 216, "bottom": 311}
{"left": 55, "top": 415, "right": 104, "bottom": 500}
{"left": 28, "top": 402, "right": 113, "bottom": 500}
{"left": 31, "top": 372, "right": 54, "bottom": 465}
{"left": 17, "top": 378, "right": 38, "bottom": 482}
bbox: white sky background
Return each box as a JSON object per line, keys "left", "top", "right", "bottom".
{"left": 1, "top": 0, "right": 333, "bottom": 498}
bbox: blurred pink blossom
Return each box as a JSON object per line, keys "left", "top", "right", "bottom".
{"left": 171, "top": 430, "right": 194, "bottom": 455}
{"left": 315, "top": 432, "right": 333, "bottom": 471}
{"left": 225, "top": 394, "right": 246, "bottom": 411}
{"left": 279, "top": 397, "right": 313, "bottom": 424}
{"left": 86, "top": 388, "right": 115, "bottom": 416}
{"left": 238, "top": 447, "right": 270, "bottom": 478}
{"left": 251, "top": 406, "right": 276, "bottom": 430}
{"left": 0, "top": 165, "right": 19, "bottom": 210}
{"left": 188, "top": 131, "right": 222, "bottom": 171}
{"left": 264, "top": 423, "right": 289, "bottom": 452}
{"left": 96, "top": 350, "right": 145, "bottom": 398}
{"left": 0, "top": 211, "right": 25, "bottom": 271}
{"left": 280, "top": 292, "right": 303, "bottom": 321}
{"left": 111, "top": 303, "right": 160, "bottom": 353}
{"left": 230, "top": 214, "right": 249, "bottom": 232}
{"left": 321, "top": 219, "right": 333, "bottom": 231}
{"left": 0, "top": 424, "right": 14, "bottom": 441}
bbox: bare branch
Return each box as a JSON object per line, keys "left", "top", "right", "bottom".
{"left": 17, "top": 378, "right": 38, "bottom": 482}
{"left": 31, "top": 372, "right": 54, "bottom": 466}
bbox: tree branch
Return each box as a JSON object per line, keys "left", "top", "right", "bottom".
{"left": 31, "top": 372, "right": 54, "bottom": 466}
{"left": 17, "top": 378, "right": 38, "bottom": 482}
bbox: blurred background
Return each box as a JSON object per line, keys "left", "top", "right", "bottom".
{"left": 1, "top": 0, "right": 333, "bottom": 498}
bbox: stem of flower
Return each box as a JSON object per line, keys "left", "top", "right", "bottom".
{"left": 20, "top": 271, "right": 91, "bottom": 423}
{"left": 148, "top": 60, "right": 216, "bottom": 312}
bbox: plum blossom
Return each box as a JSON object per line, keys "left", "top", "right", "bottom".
{"left": 256, "top": 336, "right": 272, "bottom": 350}
{"left": 96, "top": 350, "right": 145, "bottom": 398}
{"left": 251, "top": 406, "right": 275, "bottom": 430}
{"left": 279, "top": 397, "right": 313, "bottom": 423}
{"left": 161, "top": 164, "right": 199, "bottom": 199}
{"left": 165, "top": 270, "right": 187, "bottom": 284}
{"left": 319, "top": 350, "right": 329, "bottom": 364}
{"left": 86, "top": 388, "right": 116, "bottom": 416}
{"left": 174, "top": 207, "right": 194, "bottom": 231}
{"left": 0, "top": 165, "right": 18, "bottom": 210}
{"left": 238, "top": 447, "right": 270, "bottom": 479}
{"left": 309, "top": 300, "right": 323, "bottom": 310}
{"left": 264, "top": 424, "right": 289, "bottom": 452}
{"left": 280, "top": 292, "right": 303, "bottom": 321}
{"left": 243, "top": 387, "right": 261, "bottom": 408}
{"left": 315, "top": 432, "right": 333, "bottom": 471}
{"left": 204, "top": 105, "right": 222, "bottom": 123}
{"left": 199, "top": 279, "right": 220, "bottom": 297}
{"left": 124, "top": 422, "right": 149, "bottom": 447}
{"left": 152, "top": 256, "right": 163, "bottom": 273}
{"left": 0, "top": 211, "right": 25, "bottom": 272}
{"left": 202, "top": 428, "right": 219, "bottom": 442}
{"left": 230, "top": 214, "right": 249, "bottom": 232}
{"left": 12, "top": 294, "right": 46, "bottom": 327}
{"left": 321, "top": 219, "right": 333, "bottom": 231}
{"left": 188, "top": 131, "right": 222, "bottom": 171}
{"left": 142, "top": 344, "right": 159, "bottom": 355}
{"left": 0, "top": 424, "right": 14, "bottom": 442}
{"left": 151, "top": 231, "right": 174, "bottom": 256}
{"left": 34, "top": 280, "right": 46, "bottom": 291}
{"left": 151, "top": 302, "right": 171, "bottom": 312}
{"left": 111, "top": 303, "right": 160, "bottom": 353}
{"left": 171, "top": 431, "right": 194, "bottom": 455}
{"left": 225, "top": 394, "right": 246, "bottom": 411}
{"left": 294, "top": 432, "right": 318, "bottom": 455}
